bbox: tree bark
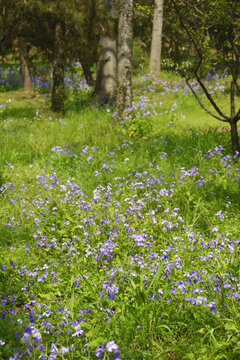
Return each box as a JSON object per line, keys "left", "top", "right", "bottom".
{"left": 18, "top": 37, "right": 32, "bottom": 92}
{"left": 230, "top": 121, "right": 240, "bottom": 156}
{"left": 230, "top": 81, "right": 235, "bottom": 118}
{"left": 1, "top": 42, "right": 6, "bottom": 62}
{"left": 95, "top": 0, "right": 117, "bottom": 105}
{"left": 149, "top": 0, "right": 164, "bottom": 75}
{"left": 116, "top": 0, "right": 134, "bottom": 116}
{"left": 80, "top": 59, "right": 93, "bottom": 86}
{"left": 230, "top": 81, "right": 240, "bottom": 155}
{"left": 52, "top": 20, "right": 65, "bottom": 113}
{"left": 95, "top": 37, "right": 117, "bottom": 105}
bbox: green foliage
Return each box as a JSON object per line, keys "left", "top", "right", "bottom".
{"left": 170, "top": 0, "right": 240, "bottom": 76}
{"left": 119, "top": 106, "right": 154, "bottom": 138}
{"left": 135, "top": 2, "right": 153, "bottom": 16}
{"left": 132, "top": 42, "right": 149, "bottom": 74}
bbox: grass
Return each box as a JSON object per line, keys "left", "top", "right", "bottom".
{"left": 0, "top": 63, "right": 240, "bottom": 360}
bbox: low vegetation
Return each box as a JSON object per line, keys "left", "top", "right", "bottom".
{"left": 0, "top": 64, "right": 240, "bottom": 360}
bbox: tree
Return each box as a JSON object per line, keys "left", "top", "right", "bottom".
{"left": 72, "top": 0, "right": 99, "bottom": 86}
{"left": 18, "top": 0, "right": 82, "bottom": 112}
{"left": 0, "top": 0, "right": 33, "bottom": 91}
{"left": 95, "top": 0, "right": 117, "bottom": 105}
{"left": 24, "top": 0, "right": 67, "bottom": 113}
{"left": 149, "top": 0, "right": 164, "bottom": 74}
{"left": 171, "top": 0, "right": 240, "bottom": 156}
{"left": 20, "top": 0, "right": 100, "bottom": 111}
{"left": 18, "top": 37, "right": 32, "bottom": 92}
{"left": 116, "top": 0, "right": 134, "bottom": 116}
{"left": 51, "top": 20, "right": 65, "bottom": 113}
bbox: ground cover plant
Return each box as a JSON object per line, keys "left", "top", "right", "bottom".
{"left": 0, "top": 63, "right": 240, "bottom": 360}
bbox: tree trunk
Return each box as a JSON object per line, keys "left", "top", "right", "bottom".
{"left": 116, "top": 0, "right": 134, "bottom": 116}
{"left": 95, "top": 37, "right": 117, "bottom": 105}
{"left": 80, "top": 59, "right": 93, "bottom": 86}
{"left": 230, "top": 81, "right": 235, "bottom": 119}
{"left": 149, "top": 0, "right": 164, "bottom": 75}
{"left": 52, "top": 20, "right": 65, "bottom": 113}
{"left": 95, "top": 0, "right": 117, "bottom": 105}
{"left": 230, "top": 121, "right": 240, "bottom": 156}
{"left": 18, "top": 37, "right": 32, "bottom": 92}
{"left": 230, "top": 81, "right": 240, "bottom": 156}
{"left": 234, "top": 54, "right": 240, "bottom": 97}
{"left": 1, "top": 42, "right": 6, "bottom": 62}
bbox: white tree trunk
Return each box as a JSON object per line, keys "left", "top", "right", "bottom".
{"left": 95, "top": 0, "right": 117, "bottom": 105}
{"left": 116, "top": 0, "right": 134, "bottom": 115}
{"left": 95, "top": 37, "right": 117, "bottom": 105}
{"left": 150, "top": 0, "right": 164, "bottom": 74}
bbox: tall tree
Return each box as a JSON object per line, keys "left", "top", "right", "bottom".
{"left": 116, "top": 0, "right": 134, "bottom": 116}
{"left": 149, "top": 0, "right": 164, "bottom": 74}
{"left": 18, "top": 37, "right": 32, "bottom": 92}
{"left": 51, "top": 20, "right": 65, "bottom": 113}
{"left": 95, "top": 0, "right": 117, "bottom": 105}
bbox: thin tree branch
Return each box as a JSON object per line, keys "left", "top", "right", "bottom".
{"left": 236, "top": 107, "right": 240, "bottom": 121}
{"left": 194, "top": 72, "right": 230, "bottom": 121}
{"left": 185, "top": 78, "right": 229, "bottom": 123}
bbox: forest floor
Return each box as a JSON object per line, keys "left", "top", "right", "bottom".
{"left": 0, "top": 64, "right": 240, "bottom": 360}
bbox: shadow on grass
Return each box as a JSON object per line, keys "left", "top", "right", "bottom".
{"left": 65, "top": 94, "right": 94, "bottom": 114}
{"left": 0, "top": 318, "right": 22, "bottom": 359}
{"left": 1, "top": 106, "right": 37, "bottom": 121}
{"left": 0, "top": 224, "right": 34, "bottom": 247}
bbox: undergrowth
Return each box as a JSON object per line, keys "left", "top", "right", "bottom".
{"left": 0, "top": 63, "right": 240, "bottom": 360}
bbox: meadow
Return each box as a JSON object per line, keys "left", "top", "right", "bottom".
{"left": 0, "top": 62, "right": 240, "bottom": 360}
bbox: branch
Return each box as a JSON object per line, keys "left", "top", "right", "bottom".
{"left": 236, "top": 107, "right": 240, "bottom": 121}
{"left": 229, "top": 41, "right": 240, "bottom": 94}
{"left": 194, "top": 72, "right": 230, "bottom": 121}
{"left": 228, "top": 14, "right": 240, "bottom": 94}
{"left": 226, "top": 3, "right": 240, "bottom": 95}
{"left": 230, "top": 64, "right": 240, "bottom": 95}
{"left": 185, "top": 78, "right": 229, "bottom": 123}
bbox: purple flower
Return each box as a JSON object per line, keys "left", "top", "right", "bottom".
{"left": 96, "top": 345, "right": 104, "bottom": 358}
{"left": 72, "top": 324, "right": 83, "bottom": 337}
{"left": 106, "top": 340, "right": 119, "bottom": 352}
{"left": 59, "top": 346, "right": 69, "bottom": 354}
{"left": 216, "top": 210, "right": 224, "bottom": 220}
{"left": 22, "top": 333, "right": 30, "bottom": 342}
{"left": 37, "top": 344, "right": 45, "bottom": 351}
{"left": 10, "top": 261, "right": 17, "bottom": 268}
{"left": 32, "top": 327, "right": 42, "bottom": 341}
